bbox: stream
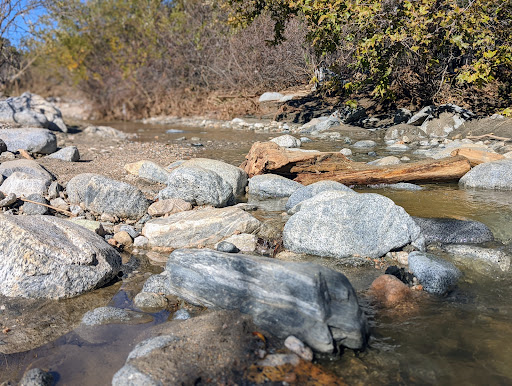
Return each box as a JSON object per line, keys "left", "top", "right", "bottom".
{"left": 1, "top": 120, "right": 511, "bottom": 385}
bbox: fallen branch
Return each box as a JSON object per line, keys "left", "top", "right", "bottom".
{"left": 20, "top": 198, "right": 75, "bottom": 217}
{"left": 466, "top": 133, "right": 512, "bottom": 142}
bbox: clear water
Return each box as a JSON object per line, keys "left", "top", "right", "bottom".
{"left": 2, "top": 121, "right": 511, "bottom": 385}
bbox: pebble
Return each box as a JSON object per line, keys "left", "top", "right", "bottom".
{"left": 216, "top": 241, "right": 240, "bottom": 253}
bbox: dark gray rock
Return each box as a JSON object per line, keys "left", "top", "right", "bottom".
{"left": 19, "top": 368, "right": 54, "bottom": 386}
{"left": 0, "top": 128, "right": 57, "bottom": 154}
{"left": 120, "top": 224, "right": 139, "bottom": 239}
{"left": 21, "top": 193, "right": 49, "bottom": 215}
{"left": 0, "top": 139, "right": 6, "bottom": 153}
{"left": 0, "top": 214, "right": 122, "bottom": 299}
{"left": 67, "top": 174, "right": 150, "bottom": 219}
{"left": 81, "top": 306, "right": 152, "bottom": 326}
{"left": 248, "top": 174, "right": 302, "bottom": 198}
{"left": 408, "top": 252, "right": 461, "bottom": 295}
{"left": 152, "top": 248, "right": 368, "bottom": 352}
{"left": 159, "top": 166, "right": 234, "bottom": 207}
{"left": 0, "top": 92, "right": 67, "bottom": 132}
{"left": 285, "top": 180, "right": 353, "bottom": 211}
{"left": 178, "top": 158, "right": 248, "bottom": 197}
{"left": 413, "top": 217, "right": 494, "bottom": 244}
{"left": 459, "top": 159, "right": 512, "bottom": 190}
{"left": 0, "top": 159, "right": 54, "bottom": 180}
{"left": 284, "top": 192, "right": 421, "bottom": 259}
{"left": 46, "top": 145, "right": 80, "bottom": 161}
{"left": 216, "top": 241, "right": 239, "bottom": 253}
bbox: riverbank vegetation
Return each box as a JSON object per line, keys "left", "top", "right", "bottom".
{"left": 1, "top": 0, "right": 512, "bottom": 119}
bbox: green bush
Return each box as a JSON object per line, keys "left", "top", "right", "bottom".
{"left": 229, "top": 0, "right": 512, "bottom": 104}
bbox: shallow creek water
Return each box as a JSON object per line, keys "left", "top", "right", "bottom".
{"left": 2, "top": 121, "right": 511, "bottom": 385}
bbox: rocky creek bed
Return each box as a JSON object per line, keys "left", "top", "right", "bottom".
{"left": 0, "top": 94, "right": 511, "bottom": 385}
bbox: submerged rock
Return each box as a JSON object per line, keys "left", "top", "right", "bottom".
{"left": 284, "top": 193, "right": 420, "bottom": 259}
{"left": 408, "top": 252, "right": 461, "bottom": 295}
{"left": 413, "top": 217, "right": 494, "bottom": 244}
{"left": 150, "top": 248, "right": 368, "bottom": 352}
{"left": 459, "top": 159, "right": 512, "bottom": 190}
{"left": 443, "top": 244, "right": 511, "bottom": 272}
{"left": 0, "top": 128, "right": 57, "bottom": 154}
{"left": 369, "top": 274, "right": 413, "bottom": 308}
{"left": 248, "top": 174, "right": 302, "bottom": 198}
{"left": 159, "top": 166, "right": 234, "bottom": 207}
{"left": 142, "top": 206, "right": 261, "bottom": 249}
{"left": 0, "top": 215, "right": 121, "bottom": 299}
{"left": 19, "top": 368, "right": 54, "bottom": 386}
{"left": 81, "top": 306, "right": 152, "bottom": 326}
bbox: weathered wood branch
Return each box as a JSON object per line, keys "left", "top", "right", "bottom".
{"left": 241, "top": 142, "right": 472, "bottom": 185}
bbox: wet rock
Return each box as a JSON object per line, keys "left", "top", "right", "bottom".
{"left": 285, "top": 336, "right": 313, "bottom": 361}
{"left": 216, "top": 241, "right": 239, "bottom": 253}
{"left": 0, "top": 215, "right": 121, "bottom": 299}
{"left": 133, "top": 292, "right": 168, "bottom": 310}
{"left": 352, "top": 140, "right": 377, "bottom": 148}
{"left": 223, "top": 233, "right": 258, "bottom": 252}
{"left": 413, "top": 217, "right": 494, "bottom": 244}
{"left": 124, "top": 160, "right": 170, "bottom": 184}
{"left": 172, "top": 309, "right": 191, "bottom": 320}
{"left": 142, "top": 207, "right": 261, "bottom": 249}
{"left": 443, "top": 244, "right": 511, "bottom": 272}
{"left": 46, "top": 146, "right": 80, "bottom": 161}
{"left": 408, "top": 252, "right": 461, "bottom": 295}
{"left": 248, "top": 174, "right": 302, "bottom": 198}
{"left": 159, "top": 166, "right": 234, "bottom": 207}
{"left": 67, "top": 174, "right": 150, "bottom": 220}
{"left": 21, "top": 193, "right": 49, "bottom": 215}
{"left": 83, "top": 125, "right": 132, "bottom": 139}
{"left": 81, "top": 306, "right": 152, "bottom": 326}
{"left": 386, "top": 143, "right": 410, "bottom": 152}
{"left": 284, "top": 192, "right": 421, "bottom": 259}
{"left": 19, "top": 368, "right": 54, "bottom": 386}
{"left": 384, "top": 266, "right": 415, "bottom": 285}
{"left": 0, "top": 92, "right": 67, "bottom": 132}
{"left": 369, "top": 275, "right": 413, "bottom": 308}
{"left": 270, "top": 134, "right": 301, "bottom": 148}
{"left": 368, "top": 182, "right": 423, "bottom": 191}
{"left": 152, "top": 248, "right": 368, "bottom": 352}
{"left": 177, "top": 158, "right": 248, "bottom": 197}
{"left": 0, "top": 172, "right": 51, "bottom": 197}
{"left": 148, "top": 198, "right": 191, "bottom": 217}
{"left": 0, "top": 128, "right": 57, "bottom": 154}
{"left": 368, "top": 156, "right": 401, "bottom": 166}
{"left": 459, "top": 159, "right": 512, "bottom": 190}
{"left": 285, "top": 180, "right": 353, "bottom": 211}
{"left": 113, "top": 311, "right": 264, "bottom": 385}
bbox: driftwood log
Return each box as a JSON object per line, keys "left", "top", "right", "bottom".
{"left": 241, "top": 142, "right": 472, "bottom": 185}
{"left": 450, "top": 148, "right": 504, "bottom": 166}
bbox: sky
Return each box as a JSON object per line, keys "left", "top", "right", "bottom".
{"left": 4, "top": 0, "right": 47, "bottom": 47}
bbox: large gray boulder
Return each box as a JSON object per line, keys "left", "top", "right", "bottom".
{"left": 177, "top": 158, "right": 248, "bottom": 197}
{"left": 150, "top": 248, "right": 368, "bottom": 352}
{"left": 284, "top": 192, "right": 421, "bottom": 259}
{"left": 413, "top": 217, "right": 494, "bottom": 244}
{"left": 408, "top": 252, "right": 461, "bottom": 295}
{"left": 142, "top": 207, "right": 261, "bottom": 248}
{"left": 160, "top": 166, "right": 234, "bottom": 207}
{"left": 0, "top": 214, "right": 121, "bottom": 299}
{"left": 285, "top": 180, "right": 353, "bottom": 211}
{"left": 67, "top": 174, "right": 150, "bottom": 219}
{"left": 0, "top": 92, "right": 67, "bottom": 132}
{"left": 0, "top": 128, "right": 57, "bottom": 154}
{"left": 248, "top": 174, "right": 302, "bottom": 198}
{"left": 459, "top": 159, "right": 512, "bottom": 190}
{"left": 0, "top": 159, "right": 54, "bottom": 180}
